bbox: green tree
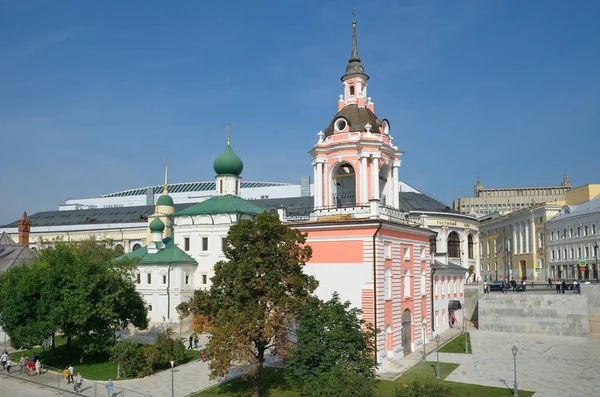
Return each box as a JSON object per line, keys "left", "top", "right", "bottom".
{"left": 0, "top": 238, "right": 148, "bottom": 361}
{"left": 177, "top": 212, "right": 318, "bottom": 397}
{"left": 286, "top": 293, "right": 378, "bottom": 397}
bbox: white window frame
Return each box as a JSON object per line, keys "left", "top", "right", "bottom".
{"left": 384, "top": 268, "right": 392, "bottom": 300}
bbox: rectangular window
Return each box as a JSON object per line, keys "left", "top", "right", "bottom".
{"left": 403, "top": 246, "right": 410, "bottom": 261}
{"left": 221, "top": 238, "right": 227, "bottom": 252}
{"left": 184, "top": 237, "right": 190, "bottom": 251}
{"left": 594, "top": 224, "right": 597, "bottom": 235}
{"left": 185, "top": 275, "right": 190, "bottom": 285}
{"left": 136, "top": 274, "right": 141, "bottom": 284}
{"left": 551, "top": 231, "right": 554, "bottom": 241}
{"left": 147, "top": 273, "right": 152, "bottom": 284}
{"left": 538, "top": 217, "right": 543, "bottom": 224}
{"left": 202, "top": 237, "right": 209, "bottom": 251}
{"left": 585, "top": 226, "right": 588, "bottom": 236}
{"left": 570, "top": 229, "right": 573, "bottom": 238}
{"left": 538, "top": 232, "right": 543, "bottom": 248}
{"left": 551, "top": 250, "right": 555, "bottom": 260}
{"left": 578, "top": 247, "right": 581, "bottom": 259}
{"left": 585, "top": 246, "right": 590, "bottom": 258}
{"left": 384, "top": 242, "right": 392, "bottom": 259}
{"left": 577, "top": 227, "right": 581, "bottom": 237}
{"left": 162, "top": 275, "right": 167, "bottom": 284}
{"left": 148, "top": 305, "right": 152, "bottom": 312}
{"left": 557, "top": 250, "right": 561, "bottom": 260}
{"left": 202, "top": 274, "right": 207, "bottom": 284}
{"left": 570, "top": 248, "right": 574, "bottom": 259}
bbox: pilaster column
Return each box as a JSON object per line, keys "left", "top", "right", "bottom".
{"left": 316, "top": 161, "right": 324, "bottom": 207}
{"left": 391, "top": 164, "right": 399, "bottom": 209}
{"left": 512, "top": 226, "right": 517, "bottom": 255}
{"left": 530, "top": 219, "right": 536, "bottom": 251}
{"left": 518, "top": 224, "right": 523, "bottom": 254}
{"left": 360, "top": 155, "right": 368, "bottom": 204}
{"left": 525, "top": 222, "right": 530, "bottom": 253}
{"left": 312, "top": 160, "right": 318, "bottom": 208}
{"left": 372, "top": 156, "right": 380, "bottom": 200}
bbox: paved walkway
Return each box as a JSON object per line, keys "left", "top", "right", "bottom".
{"left": 426, "top": 328, "right": 600, "bottom": 397}
{"left": 378, "top": 326, "right": 462, "bottom": 380}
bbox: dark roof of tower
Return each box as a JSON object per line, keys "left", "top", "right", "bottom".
{"left": 324, "top": 104, "right": 382, "bottom": 137}
{"left": 342, "top": 21, "right": 368, "bottom": 82}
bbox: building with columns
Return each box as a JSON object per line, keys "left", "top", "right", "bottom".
{"left": 546, "top": 184, "right": 600, "bottom": 281}
{"left": 479, "top": 204, "right": 561, "bottom": 282}
{"left": 454, "top": 176, "right": 571, "bottom": 216}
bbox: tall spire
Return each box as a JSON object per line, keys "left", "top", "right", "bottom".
{"left": 342, "top": 19, "right": 368, "bottom": 81}
{"left": 163, "top": 160, "right": 169, "bottom": 194}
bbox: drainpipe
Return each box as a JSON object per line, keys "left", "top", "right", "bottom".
{"left": 431, "top": 269, "right": 436, "bottom": 332}
{"left": 372, "top": 221, "right": 383, "bottom": 360}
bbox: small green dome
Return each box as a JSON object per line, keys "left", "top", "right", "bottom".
{"left": 213, "top": 144, "right": 243, "bottom": 176}
{"left": 149, "top": 217, "right": 165, "bottom": 233}
{"left": 156, "top": 194, "right": 174, "bottom": 206}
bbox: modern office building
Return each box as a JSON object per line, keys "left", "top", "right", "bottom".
{"left": 453, "top": 176, "right": 571, "bottom": 216}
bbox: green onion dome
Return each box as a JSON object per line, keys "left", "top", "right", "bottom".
{"left": 156, "top": 194, "right": 174, "bottom": 206}
{"left": 213, "top": 143, "right": 244, "bottom": 176}
{"left": 149, "top": 217, "right": 165, "bottom": 233}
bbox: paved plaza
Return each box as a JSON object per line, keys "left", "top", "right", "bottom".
{"left": 426, "top": 329, "right": 600, "bottom": 397}
{"left": 3, "top": 328, "right": 600, "bottom": 396}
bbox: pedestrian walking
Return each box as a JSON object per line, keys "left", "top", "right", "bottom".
{"left": 35, "top": 359, "right": 42, "bottom": 375}
{"left": 62, "top": 367, "right": 70, "bottom": 382}
{"left": 547, "top": 277, "right": 552, "bottom": 288}
{"left": 556, "top": 282, "right": 561, "bottom": 293}
{"left": 561, "top": 280, "right": 567, "bottom": 294}
{"left": 194, "top": 333, "right": 199, "bottom": 349}
{"left": 68, "top": 364, "right": 74, "bottom": 383}
{"left": 18, "top": 354, "right": 25, "bottom": 373}
{"left": 106, "top": 379, "right": 114, "bottom": 397}
{"left": 188, "top": 335, "right": 193, "bottom": 349}
{"left": 0, "top": 351, "right": 7, "bottom": 370}
{"left": 5, "top": 358, "right": 12, "bottom": 373}
{"left": 74, "top": 373, "right": 83, "bottom": 393}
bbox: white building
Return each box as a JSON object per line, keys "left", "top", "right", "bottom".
{"left": 546, "top": 193, "right": 600, "bottom": 281}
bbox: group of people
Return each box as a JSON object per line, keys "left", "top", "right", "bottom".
{"left": 188, "top": 333, "right": 200, "bottom": 349}
{"left": 483, "top": 278, "right": 529, "bottom": 293}
{"left": 60, "top": 364, "right": 84, "bottom": 392}
{"left": 1, "top": 351, "right": 42, "bottom": 375}
{"left": 547, "top": 278, "right": 581, "bottom": 293}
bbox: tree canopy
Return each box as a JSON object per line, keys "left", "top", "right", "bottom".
{"left": 286, "top": 293, "right": 379, "bottom": 397}
{"left": 0, "top": 238, "right": 148, "bottom": 361}
{"left": 177, "top": 212, "right": 318, "bottom": 397}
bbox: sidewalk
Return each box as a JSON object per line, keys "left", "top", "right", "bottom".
{"left": 378, "top": 326, "right": 462, "bottom": 380}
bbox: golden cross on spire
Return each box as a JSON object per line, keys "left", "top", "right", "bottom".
{"left": 226, "top": 122, "right": 231, "bottom": 145}
{"left": 163, "top": 158, "right": 169, "bottom": 194}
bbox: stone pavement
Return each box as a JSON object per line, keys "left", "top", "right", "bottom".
{"left": 0, "top": 374, "right": 59, "bottom": 396}
{"left": 378, "top": 326, "right": 462, "bottom": 380}
{"left": 426, "top": 328, "right": 600, "bottom": 397}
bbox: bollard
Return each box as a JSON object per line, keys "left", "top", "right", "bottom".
{"left": 94, "top": 381, "right": 97, "bottom": 396}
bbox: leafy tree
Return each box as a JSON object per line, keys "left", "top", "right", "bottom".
{"left": 286, "top": 293, "right": 378, "bottom": 397}
{"left": 177, "top": 212, "right": 318, "bottom": 397}
{"left": 393, "top": 378, "right": 456, "bottom": 397}
{"left": 0, "top": 238, "right": 148, "bottom": 362}
{"left": 110, "top": 340, "right": 144, "bottom": 378}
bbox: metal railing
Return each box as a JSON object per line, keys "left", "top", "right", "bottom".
{"left": 2, "top": 363, "right": 151, "bottom": 397}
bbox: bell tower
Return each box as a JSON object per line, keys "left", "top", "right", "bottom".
{"left": 311, "top": 20, "right": 402, "bottom": 210}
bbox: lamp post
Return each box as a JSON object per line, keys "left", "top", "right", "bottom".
{"left": 464, "top": 316, "right": 469, "bottom": 353}
{"left": 595, "top": 242, "right": 599, "bottom": 282}
{"left": 435, "top": 334, "right": 441, "bottom": 379}
{"left": 170, "top": 360, "right": 175, "bottom": 397}
{"left": 511, "top": 346, "right": 518, "bottom": 397}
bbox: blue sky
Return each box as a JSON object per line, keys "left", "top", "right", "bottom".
{"left": 1, "top": 0, "right": 599, "bottom": 224}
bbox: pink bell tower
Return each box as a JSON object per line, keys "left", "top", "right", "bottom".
{"left": 311, "top": 20, "right": 402, "bottom": 210}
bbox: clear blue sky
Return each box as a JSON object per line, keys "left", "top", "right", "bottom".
{"left": 1, "top": 0, "right": 599, "bottom": 224}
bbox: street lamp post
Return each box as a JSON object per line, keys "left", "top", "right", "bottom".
{"left": 170, "top": 360, "right": 175, "bottom": 397}
{"left": 464, "top": 315, "right": 469, "bottom": 354}
{"left": 511, "top": 346, "right": 518, "bottom": 397}
{"left": 595, "top": 242, "right": 599, "bottom": 282}
{"left": 435, "top": 334, "right": 441, "bottom": 379}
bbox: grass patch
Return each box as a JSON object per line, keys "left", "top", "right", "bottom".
{"left": 10, "top": 336, "right": 201, "bottom": 381}
{"left": 192, "top": 363, "right": 535, "bottom": 397}
{"left": 438, "top": 332, "right": 472, "bottom": 354}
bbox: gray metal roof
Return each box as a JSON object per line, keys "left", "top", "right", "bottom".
{"left": 0, "top": 232, "right": 35, "bottom": 273}
{"left": 102, "top": 181, "right": 291, "bottom": 198}
{"left": 2, "top": 191, "right": 449, "bottom": 228}
{"left": 398, "top": 192, "right": 452, "bottom": 212}
{"left": 432, "top": 260, "right": 467, "bottom": 272}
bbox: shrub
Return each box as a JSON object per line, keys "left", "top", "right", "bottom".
{"left": 110, "top": 341, "right": 144, "bottom": 378}
{"left": 393, "top": 378, "right": 456, "bottom": 397}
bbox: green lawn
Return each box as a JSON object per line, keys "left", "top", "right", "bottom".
{"left": 438, "top": 332, "right": 472, "bottom": 354}
{"left": 10, "top": 336, "right": 201, "bottom": 381}
{"left": 192, "top": 362, "right": 535, "bottom": 397}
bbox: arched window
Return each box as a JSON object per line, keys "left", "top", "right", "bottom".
{"left": 132, "top": 243, "right": 142, "bottom": 251}
{"left": 468, "top": 234, "right": 474, "bottom": 259}
{"left": 404, "top": 269, "right": 411, "bottom": 298}
{"left": 447, "top": 232, "right": 460, "bottom": 258}
{"left": 384, "top": 269, "right": 392, "bottom": 300}
{"left": 420, "top": 269, "right": 426, "bottom": 296}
